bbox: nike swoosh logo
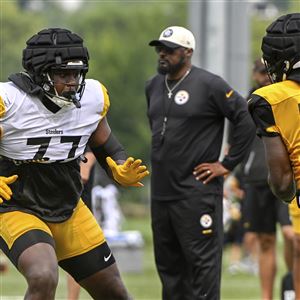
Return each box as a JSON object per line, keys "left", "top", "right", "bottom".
{"left": 247, "top": 98, "right": 252, "bottom": 104}
{"left": 104, "top": 252, "right": 112, "bottom": 262}
{"left": 226, "top": 90, "right": 233, "bottom": 98}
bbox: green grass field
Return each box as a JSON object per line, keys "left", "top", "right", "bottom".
{"left": 0, "top": 215, "right": 286, "bottom": 300}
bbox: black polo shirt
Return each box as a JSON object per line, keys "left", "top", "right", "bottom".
{"left": 146, "top": 66, "right": 255, "bottom": 201}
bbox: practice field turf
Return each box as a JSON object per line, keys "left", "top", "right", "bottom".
{"left": 0, "top": 216, "right": 285, "bottom": 299}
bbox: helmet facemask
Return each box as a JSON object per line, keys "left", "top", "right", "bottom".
{"left": 42, "top": 60, "right": 88, "bottom": 108}
{"left": 262, "top": 58, "right": 289, "bottom": 83}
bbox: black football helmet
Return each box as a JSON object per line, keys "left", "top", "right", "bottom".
{"left": 261, "top": 13, "right": 300, "bottom": 82}
{"left": 22, "top": 28, "right": 89, "bottom": 107}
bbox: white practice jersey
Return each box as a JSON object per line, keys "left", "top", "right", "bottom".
{"left": 0, "top": 79, "right": 110, "bottom": 162}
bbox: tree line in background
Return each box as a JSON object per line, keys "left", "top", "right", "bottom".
{"left": 1, "top": 1, "right": 295, "bottom": 202}
{"left": 1, "top": 2, "right": 187, "bottom": 164}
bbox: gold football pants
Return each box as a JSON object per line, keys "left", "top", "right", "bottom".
{"left": 289, "top": 198, "right": 300, "bottom": 234}
{"left": 0, "top": 199, "right": 105, "bottom": 260}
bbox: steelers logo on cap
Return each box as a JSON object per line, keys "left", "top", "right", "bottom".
{"left": 200, "top": 214, "right": 213, "bottom": 228}
{"left": 174, "top": 90, "right": 189, "bottom": 105}
{"left": 163, "top": 29, "right": 173, "bottom": 37}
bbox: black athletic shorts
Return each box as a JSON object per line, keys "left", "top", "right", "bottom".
{"left": 243, "top": 183, "right": 291, "bottom": 233}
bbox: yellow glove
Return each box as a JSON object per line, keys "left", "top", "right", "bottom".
{"left": 0, "top": 175, "right": 18, "bottom": 204}
{"left": 106, "top": 157, "right": 149, "bottom": 187}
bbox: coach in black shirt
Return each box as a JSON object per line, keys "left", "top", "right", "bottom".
{"left": 145, "top": 26, "right": 255, "bottom": 300}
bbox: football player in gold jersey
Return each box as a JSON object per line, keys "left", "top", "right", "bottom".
{"left": 248, "top": 13, "right": 300, "bottom": 298}
{"left": 0, "top": 28, "right": 149, "bottom": 300}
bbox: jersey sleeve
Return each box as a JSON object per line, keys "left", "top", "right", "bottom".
{"left": 0, "top": 95, "right": 5, "bottom": 118}
{"left": 0, "top": 88, "right": 14, "bottom": 119}
{"left": 100, "top": 83, "right": 110, "bottom": 117}
{"left": 248, "top": 94, "right": 280, "bottom": 137}
{"left": 209, "top": 76, "right": 239, "bottom": 118}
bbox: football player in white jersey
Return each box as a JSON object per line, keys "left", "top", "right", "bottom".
{"left": 0, "top": 28, "right": 149, "bottom": 300}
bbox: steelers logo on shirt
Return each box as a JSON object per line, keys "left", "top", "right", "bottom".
{"left": 200, "top": 214, "right": 213, "bottom": 228}
{"left": 174, "top": 90, "right": 189, "bottom": 105}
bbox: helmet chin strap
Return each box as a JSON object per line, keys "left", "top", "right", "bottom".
{"left": 45, "top": 92, "right": 73, "bottom": 108}
{"left": 62, "top": 91, "right": 81, "bottom": 108}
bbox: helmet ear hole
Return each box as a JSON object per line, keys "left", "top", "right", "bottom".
{"left": 43, "top": 83, "right": 50, "bottom": 92}
{"left": 55, "top": 56, "right": 62, "bottom": 65}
